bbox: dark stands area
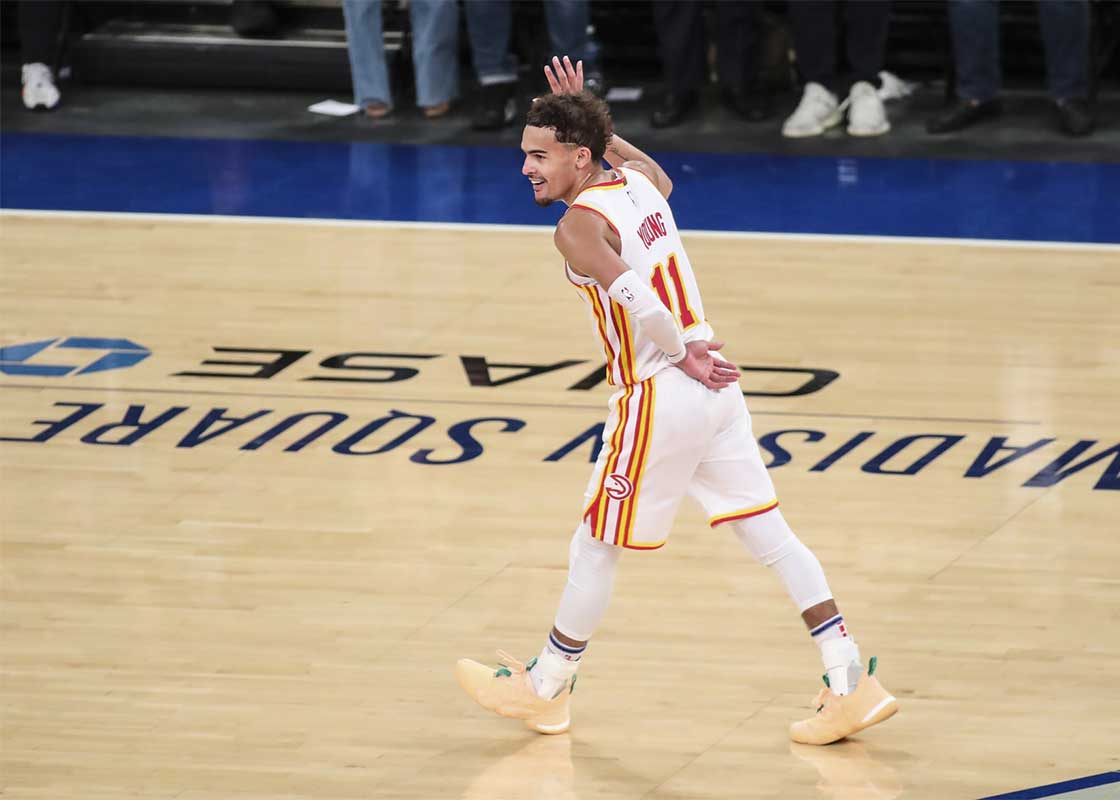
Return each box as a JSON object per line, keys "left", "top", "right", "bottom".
{"left": 2, "top": 0, "right": 1119, "bottom": 163}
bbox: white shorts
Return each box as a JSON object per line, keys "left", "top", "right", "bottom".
{"left": 581, "top": 366, "right": 779, "bottom": 550}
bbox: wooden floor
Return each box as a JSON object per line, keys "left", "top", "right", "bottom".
{"left": 1, "top": 213, "right": 1118, "bottom": 800}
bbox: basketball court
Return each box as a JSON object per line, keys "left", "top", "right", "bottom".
{"left": 2, "top": 178, "right": 1118, "bottom": 798}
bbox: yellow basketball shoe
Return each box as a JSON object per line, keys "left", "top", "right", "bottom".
{"left": 455, "top": 650, "right": 575, "bottom": 735}
{"left": 790, "top": 657, "right": 899, "bottom": 745}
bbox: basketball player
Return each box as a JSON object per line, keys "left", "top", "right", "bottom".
{"left": 456, "top": 56, "right": 898, "bottom": 745}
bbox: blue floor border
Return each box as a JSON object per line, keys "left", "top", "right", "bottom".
{"left": 978, "top": 772, "right": 1120, "bottom": 800}
{"left": 2, "top": 131, "right": 1118, "bottom": 243}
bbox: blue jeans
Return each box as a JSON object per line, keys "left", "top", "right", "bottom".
{"left": 343, "top": 0, "right": 459, "bottom": 108}
{"left": 464, "top": 0, "right": 593, "bottom": 84}
{"left": 949, "top": 0, "right": 1089, "bottom": 102}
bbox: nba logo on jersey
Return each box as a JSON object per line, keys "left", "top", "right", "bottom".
{"left": 604, "top": 473, "right": 634, "bottom": 501}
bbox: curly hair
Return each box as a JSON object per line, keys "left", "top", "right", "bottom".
{"left": 526, "top": 92, "right": 613, "bottom": 162}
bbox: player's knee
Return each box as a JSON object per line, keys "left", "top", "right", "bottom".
{"left": 730, "top": 509, "right": 799, "bottom": 565}
{"left": 757, "top": 535, "right": 807, "bottom": 567}
{"left": 565, "top": 523, "right": 622, "bottom": 597}
{"left": 569, "top": 522, "right": 623, "bottom": 571}
{"left": 729, "top": 511, "right": 833, "bottom": 612}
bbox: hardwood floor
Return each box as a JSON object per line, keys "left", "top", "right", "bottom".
{"left": 2, "top": 213, "right": 1117, "bottom": 799}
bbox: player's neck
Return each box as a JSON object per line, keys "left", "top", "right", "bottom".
{"left": 563, "top": 167, "right": 616, "bottom": 206}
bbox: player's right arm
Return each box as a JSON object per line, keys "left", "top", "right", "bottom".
{"left": 557, "top": 209, "right": 685, "bottom": 364}
{"left": 555, "top": 210, "right": 739, "bottom": 390}
{"left": 543, "top": 56, "right": 673, "bottom": 199}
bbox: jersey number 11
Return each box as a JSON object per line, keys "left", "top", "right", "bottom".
{"left": 650, "top": 253, "right": 698, "bottom": 330}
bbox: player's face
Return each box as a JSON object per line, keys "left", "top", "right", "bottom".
{"left": 521, "top": 126, "right": 580, "bottom": 207}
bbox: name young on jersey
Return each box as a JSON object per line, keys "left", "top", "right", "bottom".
{"left": 637, "top": 212, "right": 668, "bottom": 250}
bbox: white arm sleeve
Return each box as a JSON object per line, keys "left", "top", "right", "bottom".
{"left": 606, "top": 270, "right": 686, "bottom": 363}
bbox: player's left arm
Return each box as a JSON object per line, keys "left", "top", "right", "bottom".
{"left": 543, "top": 56, "right": 673, "bottom": 199}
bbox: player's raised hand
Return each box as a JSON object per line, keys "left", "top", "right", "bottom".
{"left": 544, "top": 55, "right": 584, "bottom": 95}
{"left": 675, "top": 340, "right": 741, "bottom": 391}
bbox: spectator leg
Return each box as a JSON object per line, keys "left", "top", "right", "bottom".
{"left": 948, "top": 0, "right": 1001, "bottom": 102}
{"left": 18, "top": 0, "right": 65, "bottom": 65}
{"left": 789, "top": 1, "right": 840, "bottom": 95}
{"left": 652, "top": 1, "right": 706, "bottom": 95}
{"left": 410, "top": 0, "right": 459, "bottom": 107}
{"left": 542, "top": 1, "right": 590, "bottom": 67}
{"left": 464, "top": 0, "right": 516, "bottom": 84}
{"left": 1037, "top": 0, "right": 1090, "bottom": 101}
{"left": 343, "top": 0, "right": 392, "bottom": 107}
{"left": 715, "top": 1, "right": 762, "bottom": 92}
{"left": 844, "top": 0, "right": 890, "bottom": 92}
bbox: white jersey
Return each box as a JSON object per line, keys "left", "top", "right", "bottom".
{"left": 565, "top": 166, "right": 715, "bottom": 387}
{"left": 561, "top": 170, "right": 777, "bottom": 551}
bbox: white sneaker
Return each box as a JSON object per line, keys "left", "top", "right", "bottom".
{"left": 847, "top": 81, "right": 890, "bottom": 136}
{"left": 22, "top": 63, "right": 60, "bottom": 110}
{"left": 782, "top": 82, "right": 842, "bottom": 138}
{"left": 877, "top": 70, "right": 916, "bottom": 102}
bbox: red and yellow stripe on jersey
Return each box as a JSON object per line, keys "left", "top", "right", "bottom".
{"left": 579, "top": 284, "right": 617, "bottom": 385}
{"left": 609, "top": 293, "right": 638, "bottom": 385}
{"left": 708, "top": 499, "right": 780, "bottom": 527}
{"left": 570, "top": 202, "right": 620, "bottom": 237}
{"left": 576, "top": 175, "right": 627, "bottom": 195}
{"left": 583, "top": 377, "right": 659, "bottom": 549}
{"left": 569, "top": 279, "right": 640, "bottom": 387}
{"left": 566, "top": 176, "right": 636, "bottom": 387}
{"left": 565, "top": 206, "right": 639, "bottom": 387}
{"left": 570, "top": 175, "right": 627, "bottom": 238}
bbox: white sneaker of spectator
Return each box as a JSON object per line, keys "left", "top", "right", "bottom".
{"left": 782, "top": 82, "right": 843, "bottom": 138}
{"left": 22, "top": 63, "right": 60, "bottom": 111}
{"left": 847, "top": 81, "right": 890, "bottom": 137}
{"left": 877, "top": 71, "right": 916, "bottom": 103}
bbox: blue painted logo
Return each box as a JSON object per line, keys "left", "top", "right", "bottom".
{"left": 0, "top": 337, "right": 151, "bottom": 377}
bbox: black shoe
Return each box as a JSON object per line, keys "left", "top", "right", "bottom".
{"left": 231, "top": 0, "right": 280, "bottom": 37}
{"left": 925, "top": 99, "right": 1001, "bottom": 134}
{"left": 1056, "top": 98, "right": 1094, "bottom": 137}
{"left": 650, "top": 91, "right": 698, "bottom": 128}
{"left": 472, "top": 82, "right": 516, "bottom": 131}
{"left": 721, "top": 86, "right": 773, "bottom": 122}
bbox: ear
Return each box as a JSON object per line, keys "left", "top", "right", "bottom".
{"left": 575, "top": 146, "right": 592, "bottom": 169}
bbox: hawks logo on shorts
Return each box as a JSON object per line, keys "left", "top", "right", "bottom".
{"left": 604, "top": 473, "right": 634, "bottom": 501}
{"left": 583, "top": 379, "right": 657, "bottom": 548}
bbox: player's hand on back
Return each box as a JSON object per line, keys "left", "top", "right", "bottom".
{"left": 545, "top": 55, "right": 583, "bottom": 95}
{"left": 675, "top": 340, "right": 741, "bottom": 391}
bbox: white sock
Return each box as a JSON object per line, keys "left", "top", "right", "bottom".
{"left": 811, "top": 616, "right": 862, "bottom": 695}
{"left": 729, "top": 513, "right": 862, "bottom": 693}
{"left": 530, "top": 636, "right": 582, "bottom": 699}
{"left": 530, "top": 526, "right": 620, "bottom": 700}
